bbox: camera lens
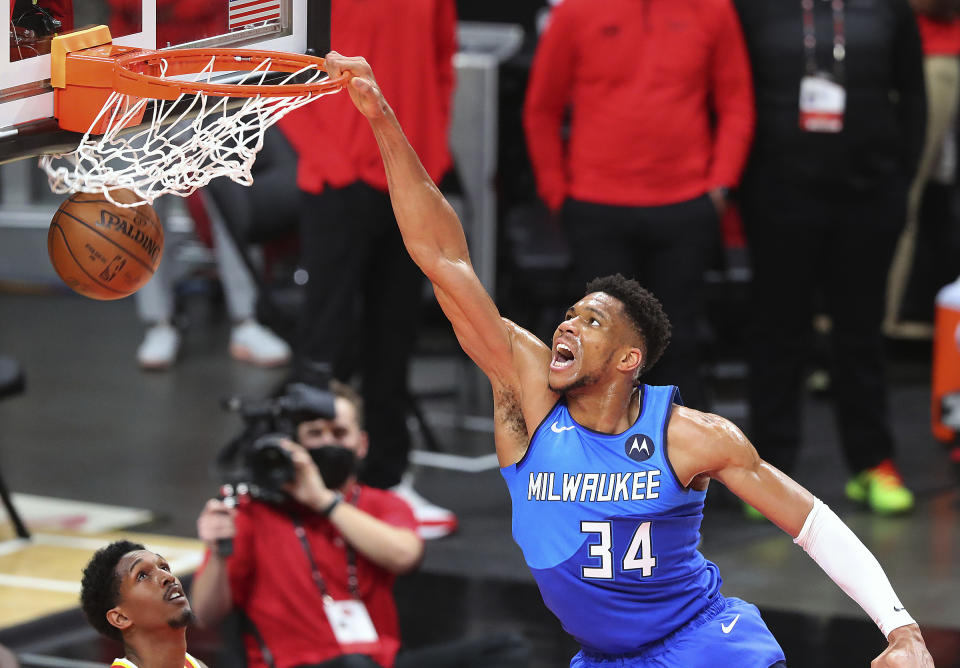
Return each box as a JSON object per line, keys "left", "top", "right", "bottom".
{"left": 245, "top": 434, "right": 295, "bottom": 490}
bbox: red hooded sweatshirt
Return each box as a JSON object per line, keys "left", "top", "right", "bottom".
{"left": 279, "top": 0, "right": 457, "bottom": 195}
{"left": 524, "top": 0, "right": 755, "bottom": 209}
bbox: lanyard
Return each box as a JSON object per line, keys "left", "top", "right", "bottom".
{"left": 802, "top": 0, "right": 846, "bottom": 81}
{"left": 291, "top": 486, "right": 361, "bottom": 602}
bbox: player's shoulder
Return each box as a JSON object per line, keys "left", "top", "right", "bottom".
{"left": 500, "top": 316, "right": 561, "bottom": 408}
{"left": 501, "top": 316, "right": 544, "bottom": 343}
{"left": 667, "top": 405, "right": 747, "bottom": 451}
{"left": 498, "top": 317, "right": 551, "bottom": 381}
{"left": 666, "top": 406, "right": 753, "bottom": 482}
{"left": 500, "top": 317, "right": 551, "bottom": 359}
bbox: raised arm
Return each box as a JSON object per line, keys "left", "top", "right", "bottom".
{"left": 667, "top": 408, "right": 934, "bottom": 667}
{"left": 322, "top": 53, "right": 515, "bottom": 384}
{"left": 323, "top": 53, "right": 558, "bottom": 465}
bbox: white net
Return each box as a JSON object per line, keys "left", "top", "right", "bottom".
{"left": 39, "top": 54, "right": 341, "bottom": 207}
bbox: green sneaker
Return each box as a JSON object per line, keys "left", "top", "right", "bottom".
{"left": 845, "top": 459, "right": 914, "bottom": 514}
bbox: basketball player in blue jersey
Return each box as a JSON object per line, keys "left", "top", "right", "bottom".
{"left": 324, "top": 53, "right": 935, "bottom": 667}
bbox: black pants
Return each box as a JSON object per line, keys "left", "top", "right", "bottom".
{"left": 297, "top": 182, "right": 424, "bottom": 488}
{"left": 740, "top": 169, "right": 906, "bottom": 475}
{"left": 296, "top": 632, "right": 531, "bottom": 668}
{"left": 562, "top": 196, "right": 720, "bottom": 410}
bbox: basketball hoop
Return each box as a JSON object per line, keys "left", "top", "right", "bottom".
{"left": 39, "top": 27, "right": 346, "bottom": 207}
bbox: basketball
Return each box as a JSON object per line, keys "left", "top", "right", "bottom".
{"left": 47, "top": 190, "right": 164, "bottom": 301}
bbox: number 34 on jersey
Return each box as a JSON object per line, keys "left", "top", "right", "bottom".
{"left": 580, "top": 520, "right": 657, "bottom": 580}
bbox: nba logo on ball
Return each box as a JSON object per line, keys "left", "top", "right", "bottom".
{"left": 47, "top": 189, "right": 164, "bottom": 301}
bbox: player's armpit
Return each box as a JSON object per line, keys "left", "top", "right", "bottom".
{"left": 435, "top": 283, "right": 557, "bottom": 466}
{"left": 666, "top": 407, "right": 813, "bottom": 536}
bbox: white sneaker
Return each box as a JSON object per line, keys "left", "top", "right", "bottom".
{"left": 229, "top": 320, "right": 291, "bottom": 367}
{"left": 390, "top": 474, "right": 458, "bottom": 540}
{"left": 137, "top": 323, "right": 180, "bottom": 370}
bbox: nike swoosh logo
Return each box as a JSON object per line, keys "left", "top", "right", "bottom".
{"left": 721, "top": 614, "right": 741, "bottom": 634}
{"left": 894, "top": 606, "right": 905, "bottom": 612}
{"left": 550, "top": 422, "right": 575, "bottom": 433}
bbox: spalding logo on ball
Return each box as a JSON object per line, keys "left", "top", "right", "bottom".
{"left": 47, "top": 189, "right": 164, "bottom": 300}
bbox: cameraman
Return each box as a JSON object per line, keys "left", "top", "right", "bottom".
{"left": 192, "top": 382, "right": 528, "bottom": 668}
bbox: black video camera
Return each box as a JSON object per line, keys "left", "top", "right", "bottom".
{"left": 217, "top": 382, "right": 336, "bottom": 500}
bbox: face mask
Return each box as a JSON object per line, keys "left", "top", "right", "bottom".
{"left": 308, "top": 445, "right": 357, "bottom": 490}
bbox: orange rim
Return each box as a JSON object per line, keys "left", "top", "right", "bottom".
{"left": 112, "top": 49, "right": 347, "bottom": 101}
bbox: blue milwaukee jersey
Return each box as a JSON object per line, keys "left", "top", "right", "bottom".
{"left": 501, "top": 385, "right": 722, "bottom": 654}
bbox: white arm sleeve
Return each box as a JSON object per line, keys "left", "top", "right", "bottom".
{"left": 794, "top": 497, "right": 915, "bottom": 637}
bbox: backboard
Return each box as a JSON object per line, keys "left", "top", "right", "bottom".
{"left": 1, "top": 0, "right": 330, "bottom": 162}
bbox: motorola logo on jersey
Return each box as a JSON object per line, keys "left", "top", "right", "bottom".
{"left": 625, "top": 434, "right": 655, "bottom": 462}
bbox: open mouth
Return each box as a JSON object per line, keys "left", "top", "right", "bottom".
{"left": 551, "top": 342, "right": 575, "bottom": 370}
{"left": 165, "top": 584, "right": 185, "bottom": 602}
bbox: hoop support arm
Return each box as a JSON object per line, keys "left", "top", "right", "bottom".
{"left": 50, "top": 25, "right": 114, "bottom": 88}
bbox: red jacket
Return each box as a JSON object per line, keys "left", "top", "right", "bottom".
{"left": 197, "top": 487, "right": 418, "bottom": 668}
{"left": 915, "top": 14, "right": 960, "bottom": 56}
{"left": 279, "top": 0, "right": 457, "bottom": 194}
{"left": 524, "top": 0, "right": 755, "bottom": 209}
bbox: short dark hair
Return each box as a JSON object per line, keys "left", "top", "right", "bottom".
{"left": 80, "top": 540, "right": 145, "bottom": 642}
{"left": 585, "top": 274, "right": 672, "bottom": 377}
